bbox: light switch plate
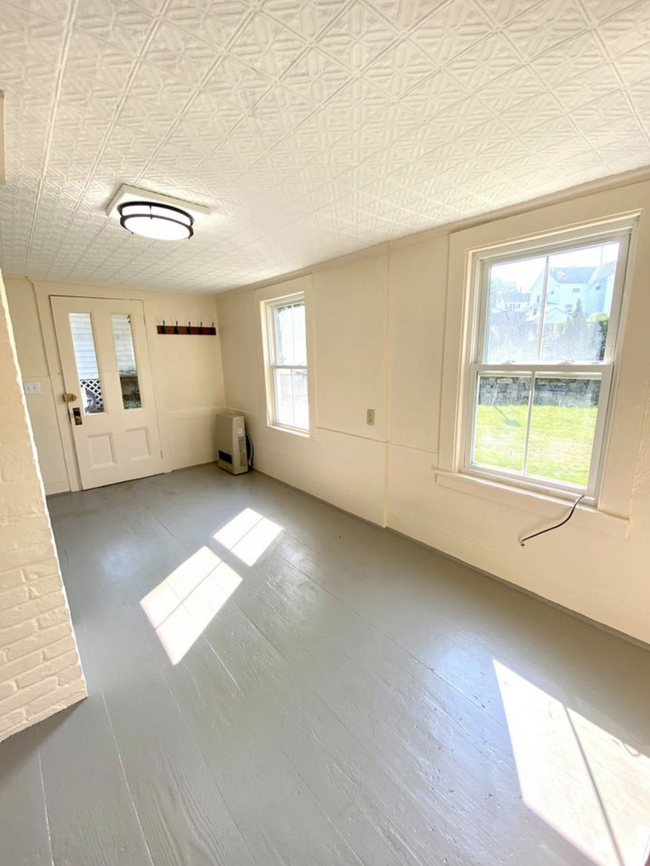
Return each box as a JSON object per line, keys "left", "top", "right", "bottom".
{"left": 23, "top": 381, "right": 41, "bottom": 396}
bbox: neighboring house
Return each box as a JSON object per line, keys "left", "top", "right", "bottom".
{"left": 495, "top": 261, "right": 615, "bottom": 329}
{"left": 585, "top": 261, "right": 616, "bottom": 315}
{"left": 494, "top": 290, "right": 531, "bottom": 313}
{"left": 529, "top": 266, "right": 598, "bottom": 317}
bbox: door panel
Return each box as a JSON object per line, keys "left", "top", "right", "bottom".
{"left": 51, "top": 296, "right": 164, "bottom": 489}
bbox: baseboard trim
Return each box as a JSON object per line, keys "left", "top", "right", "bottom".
{"left": 253, "top": 467, "right": 650, "bottom": 653}
{"left": 387, "top": 526, "right": 650, "bottom": 653}
{"left": 44, "top": 479, "right": 70, "bottom": 495}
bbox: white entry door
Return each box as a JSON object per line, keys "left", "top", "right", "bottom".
{"left": 51, "top": 296, "right": 164, "bottom": 489}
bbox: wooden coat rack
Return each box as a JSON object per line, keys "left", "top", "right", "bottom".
{"left": 157, "top": 321, "right": 216, "bottom": 336}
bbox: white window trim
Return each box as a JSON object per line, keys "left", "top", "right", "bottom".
{"left": 461, "top": 227, "right": 632, "bottom": 503}
{"left": 438, "top": 190, "right": 646, "bottom": 521}
{"left": 257, "top": 277, "right": 316, "bottom": 437}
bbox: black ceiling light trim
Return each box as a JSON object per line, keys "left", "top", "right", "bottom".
{"left": 118, "top": 201, "right": 194, "bottom": 240}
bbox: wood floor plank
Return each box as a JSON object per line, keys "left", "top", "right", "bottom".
{"left": 57, "top": 512, "right": 258, "bottom": 866}
{"left": 225, "top": 553, "right": 592, "bottom": 865}
{"left": 103, "top": 673, "right": 257, "bottom": 866}
{"left": 165, "top": 623, "right": 407, "bottom": 866}
{"left": 39, "top": 698, "right": 154, "bottom": 866}
{"left": 10, "top": 464, "right": 645, "bottom": 866}
{"left": 0, "top": 726, "right": 53, "bottom": 866}
{"left": 204, "top": 588, "right": 593, "bottom": 866}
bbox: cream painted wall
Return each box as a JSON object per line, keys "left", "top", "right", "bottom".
{"left": 4, "top": 278, "right": 226, "bottom": 493}
{"left": 4, "top": 280, "right": 69, "bottom": 493}
{"left": 217, "top": 272, "right": 386, "bottom": 524}
{"left": 314, "top": 255, "right": 387, "bottom": 440}
{"left": 216, "top": 177, "right": 650, "bottom": 645}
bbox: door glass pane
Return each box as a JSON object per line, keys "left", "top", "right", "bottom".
{"left": 473, "top": 375, "right": 531, "bottom": 473}
{"left": 526, "top": 376, "right": 601, "bottom": 488}
{"left": 111, "top": 314, "right": 142, "bottom": 409}
{"left": 485, "top": 256, "right": 546, "bottom": 363}
{"left": 540, "top": 241, "right": 621, "bottom": 363}
{"left": 273, "top": 302, "right": 307, "bottom": 366}
{"left": 274, "top": 368, "right": 308, "bottom": 430}
{"left": 69, "top": 313, "right": 104, "bottom": 414}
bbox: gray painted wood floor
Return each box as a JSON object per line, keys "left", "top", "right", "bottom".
{"left": 2, "top": 465, "right": 649, "bottom": 866}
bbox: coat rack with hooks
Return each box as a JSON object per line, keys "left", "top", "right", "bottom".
{"left": 157, "top": 321, "right": 217, "bottom": 336}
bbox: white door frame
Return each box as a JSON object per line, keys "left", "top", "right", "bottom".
{"left": 34, "top": 281, "right": 172, "bottom": 493}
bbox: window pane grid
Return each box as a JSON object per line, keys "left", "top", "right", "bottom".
{"left": 471, "top": 367, "right": 607, "bottom": 491}
{"left": 467, "top": 231, "right": 628, "bottom": 495}
{"left": 265, "top": 295, "right": 309, "bottom": 433}
{"left": 481, "top": 238, "right": 623, "bottom": 366}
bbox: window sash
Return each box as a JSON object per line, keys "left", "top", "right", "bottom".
{"left": 264, "top": 295, "right": 309, "bottom": 433}
{"left": 464, "top": 364, "right": 612, "bottom": 498}
{"left": 474, "top": 229, "right": 630, "bottom": 367}
{"left": 463, "top": 228, "right": 632, "bottom": 499}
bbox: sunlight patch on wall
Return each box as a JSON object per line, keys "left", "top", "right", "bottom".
{"left": 140, "top": 546, "right": 241, "bottom": 665}
{"left": 494, "top": 661, "right": 650, "bottom": 866}
{"left": 213, "top": 508, "right": 283, "bottom": 566}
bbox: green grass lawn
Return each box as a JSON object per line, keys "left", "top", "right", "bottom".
{"left": 474, "top": 404, "right": 598, "bottom": 487}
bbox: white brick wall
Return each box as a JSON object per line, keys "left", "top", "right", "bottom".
{"left": 0, "top": 273, "right": 86, "bottom": 743}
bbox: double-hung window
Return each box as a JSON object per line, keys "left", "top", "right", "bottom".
{"left": 263, "top": 293, "right": 310, "bottom": 433}
{"left": 465, "top": 228, "right": 631, "bottom": 499}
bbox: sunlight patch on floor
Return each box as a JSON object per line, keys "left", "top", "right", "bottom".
{"left": 141, "top": 546, "right": 241, "bottom": 665}
{"left": 495, "top": 661, "right": 650, "bottom": 866}
{"left": 213, "top": 508, "right": 283, "bottom": 566}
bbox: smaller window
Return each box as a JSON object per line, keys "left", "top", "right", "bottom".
{"left": 263, "top": 294, "right": 310, "bottom": 433}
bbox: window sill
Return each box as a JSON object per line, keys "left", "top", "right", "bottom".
{"left": 266, "top": 423, "right": 312, "bottom": 439}
{"left": 434, "top": 470, "right": 628, "bottom": 539}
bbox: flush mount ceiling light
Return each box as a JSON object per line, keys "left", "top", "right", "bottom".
{"left": 106, "top": 184, "right": 210, "bottom": 242}
{"left": 118, "top": 201, "right": 193, "bottom": 240}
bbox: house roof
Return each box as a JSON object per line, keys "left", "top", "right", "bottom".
{"left": 549, "top": 267, "right": 596, "bottom": 284}
{"left": 589, "top": 261, "right": 617, "bottom": 283}
{"left": 499, "top": 291, "right": 531, "bottom": 303}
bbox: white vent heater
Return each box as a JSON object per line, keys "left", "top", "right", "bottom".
{"left": 216, "top": 410, "right": 248, "bottom": 475}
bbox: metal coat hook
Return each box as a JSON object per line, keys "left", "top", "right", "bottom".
{"left": 519, "top": 494, "right": 584, "bottom": 547}
{"left": 156, "top": 320, "right": 217, "bottom": 336}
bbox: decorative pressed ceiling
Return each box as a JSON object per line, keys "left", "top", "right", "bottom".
{"left": 0, "top": 0, "right": 648, "bottom": 292}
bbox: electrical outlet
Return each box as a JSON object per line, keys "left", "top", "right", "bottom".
{"left": 23, "top": 381, "right": 41, "bottom": 396}
{"left": 366, "top": 408, "right": 375, "bottom": 426}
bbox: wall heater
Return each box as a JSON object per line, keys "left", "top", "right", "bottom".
{"left": 215, "top": 410, "right": 249, "bottom": 475}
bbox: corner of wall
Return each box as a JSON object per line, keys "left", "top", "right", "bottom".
{"left": 0, "top": 272, "right": 86, "bottom": 743}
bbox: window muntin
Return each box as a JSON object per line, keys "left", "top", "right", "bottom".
{"left": 265, "top": 295, "right": 309, "bottom": 433}
{"left": 466, "top": 231, "right": 630, "bottom": 497}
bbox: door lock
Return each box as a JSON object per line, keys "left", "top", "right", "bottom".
{"left": 62, "top": 392, "right": 77, "bottom": 403}
{"left": 72, "top": 407, "right": 83, "bottom": 426}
